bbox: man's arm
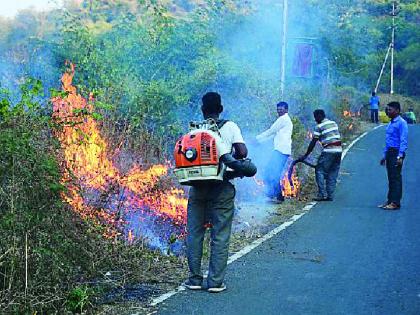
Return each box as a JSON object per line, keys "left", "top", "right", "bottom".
{"left": 300, "top": 138, "right": 318, "bottom": 160}
{"left": 228, "top": 121, "right": 248, "bottom": 159}
{"left": 398, "top": 121, "right": 408, "bottom": 158}
{"left": 233, "top": 143, "right": 248, "bottom": 159}
{"left": 256, "top": 118, "right": 282, "bottom": 143}
{"left": 220, "top": 153, "right": 256, "bottom": 178}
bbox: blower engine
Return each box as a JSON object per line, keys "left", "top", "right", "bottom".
{"left": 174, "top": 119, "right": 230, "bottom": 185}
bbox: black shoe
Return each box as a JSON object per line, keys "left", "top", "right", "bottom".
{"left": 208, "top": 283, "right": 227, "bottom": 293}
{"left": 382, "top": 202, "right": 400, "bottom": 210}
{"left": 313, "top": 197, "right": 327, "bottom": 201}
{"left": 183, "top": 280, "right": 202, "bottom": 290}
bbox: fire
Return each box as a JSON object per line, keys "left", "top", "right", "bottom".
{"left": 281, "top": 171, "right": 300, "bottom": 198}
{"left": 127, "top": 229, "right": 134, "bottom": 244}
{"left": 306, "top": 130, "right": 313, "bottom": 139}
{"left": 343, "top": 110, "right": 351, "bottom": 117}
{"left": 343, "top": 110, "right": 361, "bottom": 118}
{"left": 52, "top": 63, "right": 187, "bottom": 239}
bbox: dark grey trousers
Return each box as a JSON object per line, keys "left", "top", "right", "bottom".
{"left": 385, "top": 149, "right": 404, "bottom": 205}
{"left": 186, "top": 181, "right": 235, "bottom": 288}
{"left": 315, "top": 151, "right": 342, "bottom": 199}
{"left": 371, "top": 109, "right": 379, "bottom": 123}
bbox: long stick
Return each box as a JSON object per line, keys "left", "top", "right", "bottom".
{"left": 25, "top": 232, "right": 28, "bottom": 298}
{"left": 375, "top": 43, "right": 392, "bottom": 93}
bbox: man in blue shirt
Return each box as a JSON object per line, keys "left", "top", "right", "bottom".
{"left": 369, "top": 91, "right": 380, "bottom": 123}
{"left": 378, "top": 101, "right": 408, "bottom": 210}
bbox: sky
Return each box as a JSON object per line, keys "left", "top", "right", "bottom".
{"left": 0, "top": 0, "right": 63, "bottom": 18}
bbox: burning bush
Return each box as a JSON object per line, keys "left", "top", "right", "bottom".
{"left": 51, "top": 63, "right": 188, "bottom": 248}
{"left": 0, "top": 77, "right": 188, "bottom": 314}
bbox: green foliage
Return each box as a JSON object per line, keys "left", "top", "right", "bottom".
{"left": 66, "top": 285, "right": 92, "bottom": 313}
{"left": 0, "top": 81, "right": 67, "bottom": 312}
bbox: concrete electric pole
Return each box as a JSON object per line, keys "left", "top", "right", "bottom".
{"left": 280, "top": 0, "right": 288, "bottom": 98}
{"left": 390, "top": 1, "right": 396, "bottom": 94}
{"left": 375, "top": 1, "right": 398, "bottom": 94}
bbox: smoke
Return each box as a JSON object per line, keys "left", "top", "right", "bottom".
{"left": 0, "top": 0, "right": 392, "bottom": 250}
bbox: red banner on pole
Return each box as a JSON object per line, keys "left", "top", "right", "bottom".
{"left": 292, "top": 44, "right": 313, "bottom": 78}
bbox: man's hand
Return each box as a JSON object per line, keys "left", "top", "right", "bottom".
{"left": 232, "top": 143, "right": 248, "bottom": 159}
{"left": 297, "top": 154, "right": 308, "bottom": 162}
{"left": 396, "top": 157, "right": 403, "bottom": 167}
{"left": 380, "top": 158, "right": 386, "bottom": 166}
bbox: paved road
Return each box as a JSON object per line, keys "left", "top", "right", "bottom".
{"left": 157, "top": 125, "right": 420, "bottom": 315}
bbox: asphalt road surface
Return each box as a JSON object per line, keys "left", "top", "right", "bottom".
{"left": 157, "top": 125, "right": 420, "bottom": 315}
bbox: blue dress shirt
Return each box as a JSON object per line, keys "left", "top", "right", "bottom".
{"left": 384, "top": 115, "right": 408, "bottom": 158}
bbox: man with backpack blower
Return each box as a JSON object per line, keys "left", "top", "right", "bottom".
{"left": 175, "top": 92, "right": 256, "bottom": 293}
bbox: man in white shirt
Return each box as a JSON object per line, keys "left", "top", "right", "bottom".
{"left": 256, "top": 101, "right": 293, "bottom": 203}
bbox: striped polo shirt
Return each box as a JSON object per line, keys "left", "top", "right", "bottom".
{"left": 313, "top": 118, "right": 342, "bottom": 153}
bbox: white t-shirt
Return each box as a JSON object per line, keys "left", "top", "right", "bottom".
{"left": 219, "top": 121, "right": 245, "bottom": 153}
{"left": 256, "top": 113, "right": 293, "bottom": 155}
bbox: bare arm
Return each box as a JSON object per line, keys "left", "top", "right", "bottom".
{"left": 233, "top": 143, "right": 248, "bottom": 159}
{"left": 301, "top": 138, "right": 318, "bottom": 159}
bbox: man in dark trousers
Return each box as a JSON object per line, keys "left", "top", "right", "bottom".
{"left": 378, "top": 101, "right": 408, "bottom": 210}
{"left": 369, "top": 91, "right": 380, "bottom": 123}
{"left": 184, "top": 92, "right": 249, "bottom": 293}
{"left": 299, "top": 109, "right": 342, "bottom": 201}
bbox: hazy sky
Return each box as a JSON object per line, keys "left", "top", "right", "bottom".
{"left": 0, "top": 0, "right": 63, "bottom": 18}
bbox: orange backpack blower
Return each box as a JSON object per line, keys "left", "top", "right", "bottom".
{"left": 173, "top": 119, "right": 230, "bottom": 185}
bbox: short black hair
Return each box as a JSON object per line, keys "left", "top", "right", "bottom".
{"left": 277, "top": 101, "right": 288, "bottom": 109}
{"left": 372, "top": 91, "right": 376, "bottom": 96}
{"left": 201, "top": 92, "right": 222, "bottom": 115}
{"left": 313, "top": 109, "right": 326, "bottom": 120}
{"left": 387, "top": 101, "right": 401, "bottom": 112}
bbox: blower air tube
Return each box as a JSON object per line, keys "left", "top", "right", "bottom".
{"left": 287, "top": 158, "right": 317, "bottom": 187}
{"left": 220, "top": 154, "right": 257, "bottom": 179}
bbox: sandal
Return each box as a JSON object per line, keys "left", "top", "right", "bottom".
{"left": 382, "top": 202, "right": 400, "bottom": 210}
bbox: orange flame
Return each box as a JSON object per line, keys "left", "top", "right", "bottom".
{"left": 306, "top": 130, "right": 313, "bottom": 139}
{"left": 52, "top": 63, "right": 187, "bottom": 237}
{"left": 281, "top": 171, "right": 300, "bottom": 198}
{"left": 343, "top": 110, "right": 361, "bottom": 118}
{"left": 343, "top": 110, "right": 351, "bottom": 117}
{"left": 128, "top": 229, "right": 134, "bottom": 244}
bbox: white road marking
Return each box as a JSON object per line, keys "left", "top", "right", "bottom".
{"left": 146, "top": 125, "right": 382, "bottom": 309}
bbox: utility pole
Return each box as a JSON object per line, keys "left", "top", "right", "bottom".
{"left": 374, "top": 1, "right": 398, "bottom": 94}
{"left": 390, "top": 1, "right": 396, "bottom": 94}
{"left": 280, "top": 0, "right": 288, "bottom": 99}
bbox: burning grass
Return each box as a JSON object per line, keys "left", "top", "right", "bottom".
{"left": 52, "top": 63, "right": 187, "bottom": 248}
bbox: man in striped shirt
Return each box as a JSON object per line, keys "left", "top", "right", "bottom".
{"left": 299, "top": 109, "right": 342, "bottom": 201}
